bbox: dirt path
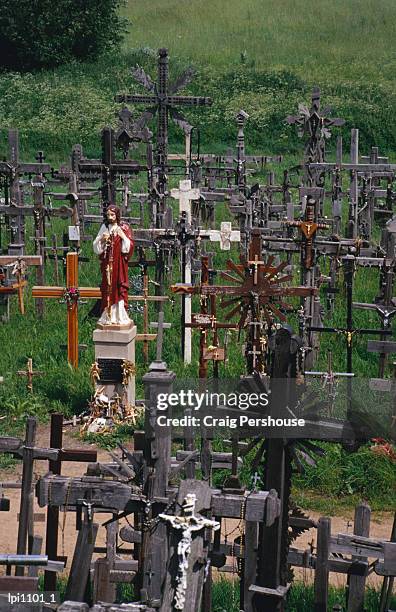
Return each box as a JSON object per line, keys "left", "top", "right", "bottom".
{"left": 0, "top": 424, "right": 393, "bottom": 589}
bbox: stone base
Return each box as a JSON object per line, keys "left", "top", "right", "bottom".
{"left": 93, "top": 323, "right": 137, "bottom": 406}
{"left": 96, "top": 321, "right": 134, "bottom": 331}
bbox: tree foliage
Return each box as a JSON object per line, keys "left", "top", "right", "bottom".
{"left": 0, "top": 0, "right": 127, "bottom": 71}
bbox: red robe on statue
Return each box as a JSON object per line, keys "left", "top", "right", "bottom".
{"left": 99, "top": 222, "right": 134, "bottom": 314}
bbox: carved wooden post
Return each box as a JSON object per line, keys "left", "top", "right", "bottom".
{"left": 314, "top": 517, "right": 331, "bottom": 612}
{"left": 15, "top": 417, "right": 36, "bottom": 576}
{"left": 140, "top": 359, "right": 175, "bottom": 607}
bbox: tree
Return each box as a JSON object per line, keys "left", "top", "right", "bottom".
{"left": 0, "top": 0, "right": 127, "bottom": 71}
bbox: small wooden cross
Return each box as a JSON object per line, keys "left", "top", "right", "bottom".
{"left": 17, "top": 358, "right": 44, "bottom": 392}
{"left": 0, "top": 256, "right": 42, "bottom": 315}
{"left": 32, "top": 252, "right": 101, "bottom": 368}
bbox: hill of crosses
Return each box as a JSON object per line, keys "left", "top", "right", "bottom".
{"left": 0, "top": 48, "right": 395, "bottom": 612}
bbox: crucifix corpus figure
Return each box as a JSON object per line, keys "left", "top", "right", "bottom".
{"left": 160, "top": 493, "right": 220, "bottom": 611}
{"left": 93, "top": 204, "right": 134, "bottom": 327}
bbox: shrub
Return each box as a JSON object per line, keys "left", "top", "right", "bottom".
{"left": 0, "top": 0, "right": 127, "bottom": 71}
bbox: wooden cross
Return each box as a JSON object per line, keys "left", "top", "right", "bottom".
{"left": 186, "top": 257, "right": 238, "bottom": 378}
{"left": 0, "top": 130, "right": 51, "bottom": 207}
{"left": 71, "top": 128, "right": 146, "bottom": 213}
{"left": 129, "top": 247, "right": 168, "bottom": 363}
{"left": 353, "top": 261, "right": 396, "bottom": 376}
{"left": 32, "top": 252, "right": 101, "bottom": 368}
{"left": 43, "top": 234, "right": 69, "bottom": 285}
{"left": 150, "top": 309, "right": 172, "bottom": 363}
{"left": 17, "top": 358, "right": 44, "bottom": 392}
{"left": 0, "top": 255, "right": 42, "bottom": 315}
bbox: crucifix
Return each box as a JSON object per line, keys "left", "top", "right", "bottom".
{"left": 17, "top": 358, "right": 44, "bottom": 392}
{"left": 185, "top": 256, "right": 238, "bottom": 378}
{"left": 159, "top": 493, "right": 220, "bottom": 611}
{"left": 285, "top": 196, "right": 329, "bottom": 270}
{"left": 0, "top": 255, "right": 42, "bottom": 315}
{"left": 115, "top": 48, "right": 212, "bottom": 227}
{"left": 32, "top": 252, "right": 101, "bottom": 368}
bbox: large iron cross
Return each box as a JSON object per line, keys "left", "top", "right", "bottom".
{"left": 285, "top": 87, "right": 344, "bottom": 186}
{"left": 115, "top": 48, "right": 212, "bottom": 196}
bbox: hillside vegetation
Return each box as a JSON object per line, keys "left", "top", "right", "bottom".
{"left": 0, "top": 0, "right": 395, "bottom": 158}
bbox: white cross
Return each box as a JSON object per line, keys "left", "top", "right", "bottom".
{"left": 170, "top": 180, "right": 200, "bottom": 365}
{"left": 200, "top": 221, "right": 241, "bottom": 250}
{"left": 170, "top": 179, "right": 200, "bottom": 224}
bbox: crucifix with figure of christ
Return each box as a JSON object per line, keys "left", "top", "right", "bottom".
{"left": 115, "top": 48, "right": 212, "bottom": 227}
{"left": 32, "top": 252, "right": 101, "bottom": 368}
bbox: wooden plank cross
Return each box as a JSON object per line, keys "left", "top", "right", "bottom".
{"left": 32, "top": 252, "right": 101, "bottom": 368}
{"left": 17, "top": 358, "right": 44, "bottom": 392}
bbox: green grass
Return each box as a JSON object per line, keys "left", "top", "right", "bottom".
{"left": 211, "top": 578, "right": 396, "bottom": 611}
{"left": 122, "top": 0, "right": 396, "bottom": 85}
{"left": 46, "top": 575, "right": 396, "bottom": 610}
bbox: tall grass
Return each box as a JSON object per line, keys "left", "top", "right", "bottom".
{"left": 122, "top": 0, "right": 396, "bottom": 84}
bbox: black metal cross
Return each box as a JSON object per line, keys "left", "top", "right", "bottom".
{"left": 286, "top": 87, "right": 345, "bottom": 187}
{"left": 115, "top": 48, "right": 212, "bottom": 224}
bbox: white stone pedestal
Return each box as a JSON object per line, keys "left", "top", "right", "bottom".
{"left": 93, "top": 323, "right": 137, "bottom": 405}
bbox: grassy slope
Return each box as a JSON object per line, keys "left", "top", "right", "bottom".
{"left": 0, "top": 1, "right": 395, "bottom": 508}
{"left": 122, "top": 0, "right": 396, "bottom": 83}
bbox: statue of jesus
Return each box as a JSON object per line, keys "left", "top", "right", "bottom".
{"left": 93, "top": 204, "right": 134, "bottom": 326}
